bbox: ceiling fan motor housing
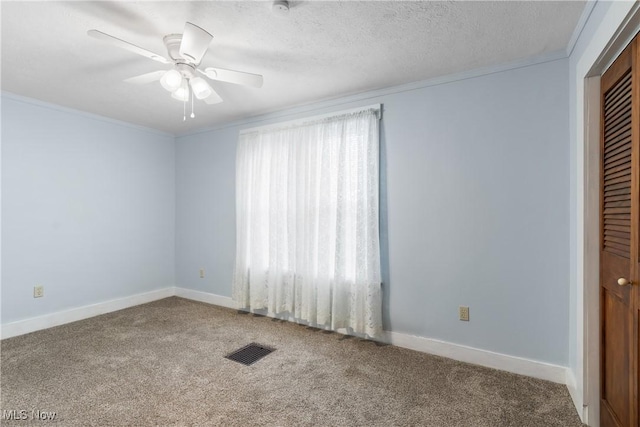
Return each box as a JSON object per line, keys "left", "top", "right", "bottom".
{"left": 163, "top": 34, "right": 185, "bottom": 62}
{"left": 164, "top": 34, "right": 197, "bottom": 78}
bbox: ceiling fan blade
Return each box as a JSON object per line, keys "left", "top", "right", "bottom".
{"left": 88, "top": 29, "right": 169, "bottom": 64}
{"left": 124, "top": 70, "right": 166, "bottom": 84}
{"left": 203, "top": 87, "right": 223, "bottom": 105}
{"left": 179, "top": 22, "right": 213, "bottom": 65}
{"left": 200, "top": 67, "right": 263, "bottom": 88}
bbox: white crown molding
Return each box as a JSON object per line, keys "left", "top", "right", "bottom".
{"left": 1, "top": 91, "right": 174, "bottom": 138}
{"left": 177, "top": 51, "right": 568, "bottom": 138}
{"left": 0, "top": 287, "right": 174, "bottom": 339}
{"left": 566, "top": 1, "right": 599, "bottom": 57}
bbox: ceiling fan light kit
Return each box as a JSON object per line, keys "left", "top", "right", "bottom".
{"left": 160, "top": 69, "right": 183, "bottom": 92}
{"left": 190, "top": 77, "right": 212, "bottom": 100}
{"left": 87, "top": 21, "right": 264, "bottom": 121}
{"left": 171, "top": 84, "right": 190, "bottom": 102}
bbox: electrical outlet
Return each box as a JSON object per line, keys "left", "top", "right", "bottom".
{"left": 199, "top": 268, "right": 205, "bottom": 279}
{"left": 34, "top": 285, "right": 44, "bottom": 298}
{"left": 459, "top": 306, "right": 469, "bottom": 321}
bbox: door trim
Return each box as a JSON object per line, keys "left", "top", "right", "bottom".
{"left": 584, "top": 4, "right": 640, "bottom": 425}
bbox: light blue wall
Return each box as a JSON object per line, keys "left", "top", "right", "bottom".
{"left": 1, "top": 95, "right": 176, "bottom": 323}
{"left": 567, "top": 0, "right": 615, "bottom": 386}
{"left": 1, "top": 55, "right": 571, "bottom": 366}
{"left": 176, "top": 58, "right": 570, "bottom": 365}
{"left": 175, "top": 126, "right": 238, "bottom": 295}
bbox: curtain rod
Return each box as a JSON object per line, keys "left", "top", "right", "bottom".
{"left": 239, "top": 103, "right": 382, "bottom": 135}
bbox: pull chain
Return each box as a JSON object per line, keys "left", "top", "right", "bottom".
{"left": 191, "top": 84, "right": 195, "bottom": 118}
{"left": 183, "top": 92, "right": 186, "bottom": 122}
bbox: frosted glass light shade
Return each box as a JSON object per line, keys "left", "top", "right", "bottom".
{"left": 171, "top": 85, "right": 189, "bottom": 102}
{"left": 190, "top": 77, "right": 212, "bottom": 100}
{"left": 160, "top": 70, "right": 183, "bottom": 92}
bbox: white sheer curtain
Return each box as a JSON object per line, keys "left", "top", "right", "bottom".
{"left": 232, "top": 107, "right": 382, "bottom": 338}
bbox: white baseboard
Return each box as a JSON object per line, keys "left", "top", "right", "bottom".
{"left": 173, "top": 288, "right": 568, "bottom": 385}
{"left": 174, "top": 287, "right": 236, "bottom": 309}
{"left": 0, "top": 287, "right": 175, "bottom": 339}
{"left": 566, "top": 369, "right": 587, "bottom": 423}
{"left": 1, "top": 286, "right": 569, "bottom": 389}
{"left": 382, "top": 331, "right": 567, "bottom": 384}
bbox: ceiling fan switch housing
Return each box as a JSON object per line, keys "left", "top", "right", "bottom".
{"left": 176, "top": 63, "right": 196, "bottom": 79}
{"left": 273, "top": 0, "right": 290, "bottom": 16}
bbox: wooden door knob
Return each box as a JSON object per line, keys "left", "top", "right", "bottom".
{"left": 617, "top": 278, "right": 632, "bottom": 286}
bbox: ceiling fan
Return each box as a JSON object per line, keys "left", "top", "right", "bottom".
{"left": 88, "top": 22, "right": 263, "bottom": 118}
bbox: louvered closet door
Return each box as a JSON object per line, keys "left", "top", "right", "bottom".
{"left": 600, "top": 34, "right": 639, "bottom": 427}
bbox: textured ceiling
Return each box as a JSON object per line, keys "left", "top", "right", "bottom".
{"left": 1, "top": 1, "right": 586, "bottom": 135}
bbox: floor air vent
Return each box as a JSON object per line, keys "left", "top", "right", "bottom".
{"left": 225, "top": 343, "right": 275, "bottom": 366}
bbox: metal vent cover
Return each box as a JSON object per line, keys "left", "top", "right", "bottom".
{"left": 225, "top": 343, "right": 275, "bottom": 366}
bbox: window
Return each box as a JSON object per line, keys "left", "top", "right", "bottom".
{"left": 232, "top": 105, "right": 382, "bottom": 338}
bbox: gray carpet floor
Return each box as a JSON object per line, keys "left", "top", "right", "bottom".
{"left": 1, "top": 297, "right": 583, "bottom": 426}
